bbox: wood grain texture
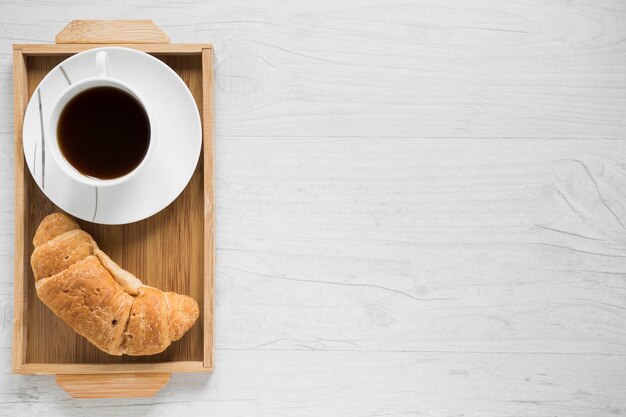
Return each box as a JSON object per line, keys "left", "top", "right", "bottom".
{"left": 212, "top": 138, "right": 626, "bottom": 355}
{"left": 18, "top": 361, "right": 207, "bottom": 375}
{"left": 1, "top": 349, "right": 625, "bottom": 416}
{"left": 14, "top": 52, "right": 213, "bottom": 371}
{"left": 201, "top": 47, "right": 215, "bottom": 370}
{"left": 11, "top": 48, "right": 28, "bottom": 372}
{"left": 16, "top": 43, "right": 210, "bottom": 55}
{"left": 56, "top": 372, "right": 171, "bottom": 398}
{"left": 56, "top": 20, "right": 169, "bottom": 44}
{"left": 1, "top": 0, "right": 626, "bottom": 415}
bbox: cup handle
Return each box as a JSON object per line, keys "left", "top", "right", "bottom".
{"left": 96, "top": 50, "right": 111, "bottom": 78}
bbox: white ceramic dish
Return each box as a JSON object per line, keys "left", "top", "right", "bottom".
{"left": 22, "top": 46, "right": 202, "bottom": 225}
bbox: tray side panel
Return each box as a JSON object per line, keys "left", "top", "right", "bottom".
{"left": 23, "top": 54, "right": 207, "bottom": 365}
{"left": 12, "top": 48, "right": 29, "bottom": 372}
{"left": 20, "top": 361, "right": 206, "bottom": 375}
{"left": 17, "top": 44, "right": 210, "bottom": 56}
{"left": 201, "top": 48, "right": 215, "bottom": 370}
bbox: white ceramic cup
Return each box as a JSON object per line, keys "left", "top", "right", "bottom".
{"left": 48, "top": 50, "right": 156, "bottom": 188}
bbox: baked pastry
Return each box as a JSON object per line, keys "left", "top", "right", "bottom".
{"left": 31, "top": 213, "right": 199, "bottom": 356}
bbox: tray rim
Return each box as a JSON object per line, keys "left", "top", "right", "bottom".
{"left": 12, "top": 42, "right": 215, "bottom": 375}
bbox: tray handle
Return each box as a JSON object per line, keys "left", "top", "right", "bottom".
{"left": 56, "top": 372, "right": 171, "bottom": 398}
{"left": 56, "top": 20, "right": 170, "bottom": 44}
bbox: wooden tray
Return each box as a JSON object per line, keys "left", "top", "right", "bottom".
{"left": 12, "top": 20, "right": 214, "bottom": 398}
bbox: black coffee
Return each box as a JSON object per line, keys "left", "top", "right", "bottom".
{"left": 57, "top": 86, "right": 150, "bottom": 180}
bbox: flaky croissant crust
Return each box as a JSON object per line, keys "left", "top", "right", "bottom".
{"left": 31, "top": 213, "right": 199, "bottom": 356}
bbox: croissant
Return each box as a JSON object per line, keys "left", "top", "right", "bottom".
{"left": 30, "top": 213, "right": 199, "bottom": 356}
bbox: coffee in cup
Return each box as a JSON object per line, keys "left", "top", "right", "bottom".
{"left": 48, "top": 50, "right": 155, "bottom": 188}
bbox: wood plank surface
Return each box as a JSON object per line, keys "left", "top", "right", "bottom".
{"left": 212, "top": 137, "right": 626, "bottom": 355}
{"left": 1, "top": 349, "right": 625, "bottom": 416}
{"left": 1, "top": 0, "right": 626, "bottom": 414}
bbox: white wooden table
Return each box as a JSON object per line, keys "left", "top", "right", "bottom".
{"left": 1, "top": 0, "right": 626, "bottom": 415}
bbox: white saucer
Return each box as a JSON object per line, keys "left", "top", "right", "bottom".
{"left": 23, "top": 47, "right": 202, "bottom": 225}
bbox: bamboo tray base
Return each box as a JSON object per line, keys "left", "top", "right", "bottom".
{"left": 12, "top": 20, "right": 214, "bottom": 398}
